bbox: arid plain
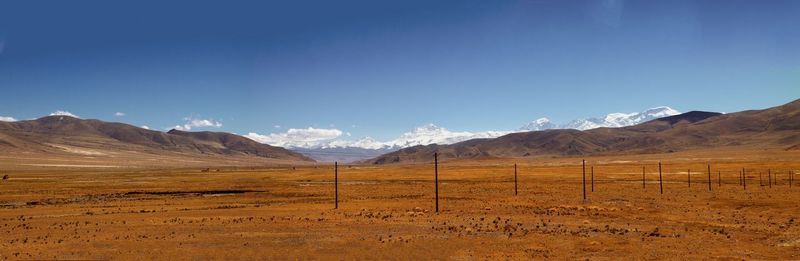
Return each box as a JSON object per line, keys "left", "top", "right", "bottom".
{"left": 1, "top": 148, "right": 799, "bottom": 260}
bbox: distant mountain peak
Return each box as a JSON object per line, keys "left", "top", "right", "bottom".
{"left": 276, "top": 106, "right": 682, "bottom": 162}
{"left": 519, "top": 117, "right": 556, "bottom": 131}
{"left": 520, "top": 106, "right": 681, "bottom": 131}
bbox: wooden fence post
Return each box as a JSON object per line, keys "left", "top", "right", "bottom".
{"left": 335, "top": 161, "right": 338, "bottom": 209}
{"left": 435, "top": 153, "right": 439, "bottom": 213}
{"left": 514, "top": 163, "right": 518, "bottom": 196}
{"left": 659, "top": 162, "right": 663, "bottom": 195}
{"left": 768, "top": 169, "right": 772, "bottom": 188}
{"left": 743, "top": 168, "right": 747, "bottom": 190}
{"left": 642, "top": 166, "right": 646, "bottom": 189}
{"left": 582, "top": 160, "right": 587, "bottom": 201}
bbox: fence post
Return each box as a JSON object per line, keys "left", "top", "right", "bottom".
{"left": 769, "top": 169, "right": 772, "bottom": 188}
{"left": 707, "top": 164, "right": 712, "bottom": 192}
{"left": 642, "top": 166, "right": 646, "bottom": 189}
{"left": 582, "top": 160, "right": 587, "bottom": 201}
{"left": 739, "top": 170, "right": 742, "bottom": 186}
{"left": 591, "top": 166, "right": 594, "bottom": 192}
{"left": 514, "top": 163, "right": 518, "bottom": 196}
{"left": 743, "top": 168, "right": 747, "bottom": 190}
{"left": 718, "top": 171, "right": 721, "bottom": 188}
{"left": 760, "top": 171, "right": 764, "bottom": 187}
{"left": 688, "top": 169, "right": 691, "bottom": 188}
{"left": 435, "top": 153, "right": 439, "bottom": 213}
{"left": 659, "top": 162, "right": 663, "bottom": 195}
{"left": 335, "top": 161, "right": 338, "bottom": 209}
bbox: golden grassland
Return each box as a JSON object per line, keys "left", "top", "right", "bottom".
{"left": 1, "top": 148, "right": 799, "bottom": 259}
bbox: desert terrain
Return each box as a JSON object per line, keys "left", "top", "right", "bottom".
{"left": 2, "top": 148, "right": 799, "bottom": 260}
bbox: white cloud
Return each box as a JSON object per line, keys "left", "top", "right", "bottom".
{"left": 141, "top": 125, "right": 150, "bottom": 130}
{"left": 172, "top": 117, "right": 223, "bottom": 131}
{"left": 245, "top": 127, "right": 343, "bottom": 148}
{"left": 49, "top": 110, "right": 79, "bottom": 118}
{"left": 246, "top": 124, "right": 507, "bottom": 150}
{"left": 384, "top": 124, "right": 510, "bottom": 148}
{"left": 274, "top": 125, "right": 281, "bottom": 129}
{"left": 115, "top": 112, "right": 126, "bottom": 117}
{"left": 0, "top": 116, "right": 17, "bottom": 122}
{"left": 245, "top": 106, "right": 679, "bottom": 151}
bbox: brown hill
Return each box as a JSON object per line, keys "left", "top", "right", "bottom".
{"left": 0, "top": 116, "right": 313, "bottom": 168}
{"left": 366, "top": 99, "right": 800, "bottom": 164}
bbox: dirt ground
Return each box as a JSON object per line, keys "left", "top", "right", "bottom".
{"left": 1, "top": 149, "right": 799, "bottom": 260}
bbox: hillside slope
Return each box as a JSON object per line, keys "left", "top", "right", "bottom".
{"left": 365, "top": 99, "right": 800, "bottom": 164}
{"left": 0, "top": 116, "right": 313, "bottom": 168}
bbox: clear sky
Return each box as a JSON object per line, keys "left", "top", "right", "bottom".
{"left": 1, "top": 0, "right": 798, "bottom": 140}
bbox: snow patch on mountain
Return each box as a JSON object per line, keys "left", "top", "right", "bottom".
{"left": 518, "top": 118, "right": 556, "bottom": 131}
{"left": 520, "top": 106, "right": 680, "bottom": 131}
{"left": 269, "top": 124, "right": 511, "bottom": 151}
{"left": 248, "top": 106, "right": 679, "bottom": 162}
{"left": 387, "top": 124, "right": 510, "bottom": 148}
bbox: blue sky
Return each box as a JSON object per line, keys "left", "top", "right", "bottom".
{"left": 1, "top": 0, "right": 798, "bottom": 141}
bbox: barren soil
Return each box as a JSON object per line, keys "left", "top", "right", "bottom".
{"left": 1, "top": 149, "right": 799, "bottom": 259}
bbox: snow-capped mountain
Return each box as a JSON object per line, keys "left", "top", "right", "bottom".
{"left": 385, "top": 124, "right": 509, "bottom": 148}
{"left": 287, "top": 124, "right": 510, "bottom": 151}
{"left": 520, "top": 106, "right": 680, "bottom": 131}
{"left": 248, "top": 106, "right": 679, "bottom": 162}
{"left": 519, "top": 118, "right": 557, "bottom": 131}
{"left": 269, "top": 124, "right": 510, "bottom": 162}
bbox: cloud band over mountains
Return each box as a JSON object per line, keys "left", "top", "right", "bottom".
{"left": 247, "top": 106, "right": 680, "bottom": 150}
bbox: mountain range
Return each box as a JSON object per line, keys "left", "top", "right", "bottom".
{"left": 287, "top": 106, "right": 681, "bottom": 162}
{"left": 364, "top": 99, "right": 800, "bottom": 164}
{"left": 519, "top": 106, "right": 680, "bottom": 131}
{"left": 0, "top": 116, "right": 313, "bottom": 168}
{"left": 2, "top": 100, "right": 797, "bottom": 168}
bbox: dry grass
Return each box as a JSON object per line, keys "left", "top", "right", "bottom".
{"left": 1, "top": 149, "right": 799, "bottom": 259}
